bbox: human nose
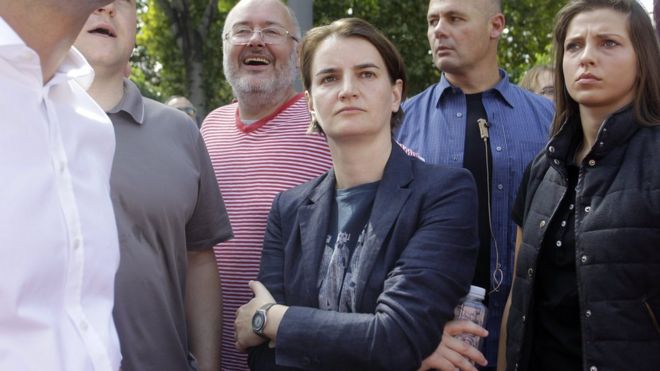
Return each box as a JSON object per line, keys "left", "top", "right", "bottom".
{"left": 430, "top": 20, "right": 448, "bottom": 38}
{"left": 95, "top": 1, "right": 116, "bottom": 15}
{"left": 246, "top": 29, "right": 266, "bottom": 47}
{"left": 338, "top": 75, "right": 358, "bottom": 101}
{"left": 578, "top": 41, "right": 596, "bottom": 66}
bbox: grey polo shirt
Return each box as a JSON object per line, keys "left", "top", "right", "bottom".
{"left": 108, "top": 79, "right": 232, "bottom": 371}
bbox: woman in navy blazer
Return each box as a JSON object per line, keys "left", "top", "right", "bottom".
{"left": 234, "top": 18, "right": 480, "bottom": 371}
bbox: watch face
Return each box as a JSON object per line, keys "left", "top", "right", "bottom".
{"left": 252, "top": 312, "right": 265, "bottom": 330}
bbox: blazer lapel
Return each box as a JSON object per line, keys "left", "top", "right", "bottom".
{"left": 353, "top": 144, "right": 414, "bottom": 306}
{"left": 297, "top": 170, "right": 336, "bottom": 304}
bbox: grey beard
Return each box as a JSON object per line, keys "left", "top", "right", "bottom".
{"left": 224, "top": 51, "right": 298, "bottom": 108}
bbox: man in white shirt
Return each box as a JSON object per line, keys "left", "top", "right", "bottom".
{"left": 0, "top": 1, "right": 122, "bottom": 370}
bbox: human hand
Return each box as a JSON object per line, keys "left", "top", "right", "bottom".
{"left": 417, "top": 320, "right": 488, "bottom": 371}
{"left": 234, "top": 280, "right": 276, "bottom": 353}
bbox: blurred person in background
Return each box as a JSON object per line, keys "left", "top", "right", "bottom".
{"left": 519, "top": 65, "right": 555, "bottom": 102}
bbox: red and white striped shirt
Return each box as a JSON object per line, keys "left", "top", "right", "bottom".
{"left": 201, "top": 93, "right": 332, "bottom": 371}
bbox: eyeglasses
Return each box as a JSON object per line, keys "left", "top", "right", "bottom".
{"left": 539, "top": 86, "right": 555, "bottom": 98}
{"left": 176, "top": 106, "right": 196, "bottom": 116}
{"left": 225, "top": 25, "right": 298, "bottom": 45}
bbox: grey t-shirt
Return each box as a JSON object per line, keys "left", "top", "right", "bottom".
{"left": 108, "top": 79, "right": 232, "bottom": 371}
{"left": 317, "top": 181, "right": 379, "bottom": 312}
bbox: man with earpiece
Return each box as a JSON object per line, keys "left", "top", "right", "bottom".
{"left": 396, "top": 1, "right": 554, "bottom": 370}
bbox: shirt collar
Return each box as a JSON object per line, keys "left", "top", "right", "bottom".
{"left": 107, "top": 78, "right": 145, "bottom": 124}
{"left": 0, "top": 16, "right": 95, "bottom": 89}
{"left": 434, "top": 68, "right": 516, "bottom": 108}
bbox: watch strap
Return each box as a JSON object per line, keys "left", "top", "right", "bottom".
{"left": 253, "top": 302, "right": 277, "bottom": 337}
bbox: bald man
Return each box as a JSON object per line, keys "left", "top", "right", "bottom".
{"left": 396, "top": 0, "right": 554, "bottom": 369}
{"left": 200, "top": 0, "right": 332, "bottom": 369}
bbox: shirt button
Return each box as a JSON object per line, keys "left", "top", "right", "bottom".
{"left": 55, "top": 159, "right": 66, "bottom": 173}
{"left": 456, "top": 112, "right": 463, "bottom": 118}
{"left": 581, "top": 255, "right": 588, "bottom": 263}
{"left": 522, "top": 315, "right": 526, "bottom": 323}
{"left": 553, "top": 159, "right": 560, "bottom": 165}
{"left": 539, "top": 220, "right": 546, "bottom": 228}
{"left": 548, "top": 146, "right": 555, "bottom": 153}
{"left": 527, "top": 268, "right": 534, "bottom": 278}
{"left": 585, "top": 310, "right": 592, "bottom": 318}
{"left": 556, "top": 240, "right": 562, "bottom": 247}
{"left": 497, "top": 184, "right": 504, "bottom": 190}
{"left": 590, "top": 366, "right": 598, "bottom": 371}
{"left": 80, "top": 320, "right": 88, "bottom": 331}
{"left": 588, "top": 159, "right": 596, "bottom": 166}
{"left": 496, "top": 146, "right": 502, "bottom": 152}
{"left": 73, "top": 237, "right": 82, "bottom": 250}
{"left": 569, "top": 204, "right": 574, "bottom": 210}
{"left": 585, "top": 206, "right": 591, "bottom": 213}
{"left": 561, "top": 220, "right": 567, "bottom": 227}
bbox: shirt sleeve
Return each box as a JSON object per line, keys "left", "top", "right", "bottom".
{"left": 185, "top": 130, "right": 233, "bottom": 250}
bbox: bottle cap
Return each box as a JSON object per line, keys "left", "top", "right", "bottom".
{"left": 468, "top": 285, "right": 486, "bottom": 300}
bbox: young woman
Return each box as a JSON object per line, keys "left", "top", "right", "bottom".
{"left": 501, "top": 1, "right": 660, "bottom": 370}
{"left": 233, "top": 18, "right": 480, "bottom": 370}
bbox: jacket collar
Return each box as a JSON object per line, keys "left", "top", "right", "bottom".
{"left": 298, "top": 142, "right": 414, "bottom": 307}
{"left": 546, "top": 105, "right": 638, "bottom": 167}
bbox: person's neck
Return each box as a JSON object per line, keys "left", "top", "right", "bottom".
{"left": 445, "top": 63, "right": 501, "bottom": 94}
{"left": 237, "top": 87, "right": 297, "bottom": 121}
{"left": 86, "top": 69, "right": 126, "bottom": 111}
{"left": 0, "top": 2, "right": 86, "bottom": 84}
{"left": 328, "top": 133, "right": 392, "bottom": 189}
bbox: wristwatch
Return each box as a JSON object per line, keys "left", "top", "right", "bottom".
{"left": 252, "top": 303, "right": 277, "bottom": 338}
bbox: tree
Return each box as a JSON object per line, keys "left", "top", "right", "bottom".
{"left": 500, "top": 0, "right": 569, "bottom": 81}
{"left": 133, "top": 0, "right": 238, "bottom": 115}
{"left": 311, "top": 0, "right": 437, "bottom": 97}
{"left": 132, "top": 0, "right": 568, "bottom": 113}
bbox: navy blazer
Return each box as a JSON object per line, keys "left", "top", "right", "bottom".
{"left": 249, "top": 143, "right": 479, "bottom": 371}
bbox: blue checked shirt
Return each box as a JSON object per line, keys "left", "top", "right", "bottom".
{"left": 395, "top": 69, "right": 554, "bottom": 365}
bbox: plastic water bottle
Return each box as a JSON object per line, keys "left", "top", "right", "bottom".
{"left": 453, "top": 285, "right": 488, "bottom": 350}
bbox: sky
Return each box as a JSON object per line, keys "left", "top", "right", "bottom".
{"left": 639, "top": 0, "right": 654, "bottom": 14}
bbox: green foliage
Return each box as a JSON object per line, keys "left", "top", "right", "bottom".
{"left": 312, "top": 0, "right": 436, "bottom": 97}
{"left": 132, "top": 0, "right": 237, "bottom": 113}
{"left": 131, "top": 0, "right": 568, "bottom": 111}
{"left": 500, "top": 0, "right": 569, "bottom": 83}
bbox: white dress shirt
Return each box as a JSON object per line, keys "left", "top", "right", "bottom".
{"left": 0, "top": 17, "right": 121, "bottom": 371}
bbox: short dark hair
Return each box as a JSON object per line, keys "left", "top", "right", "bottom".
{"left": 551, "top": 0, "right": 660, "bottom": 136}
{"left": 299, "top": 18, "right": 407, "bottom": 133}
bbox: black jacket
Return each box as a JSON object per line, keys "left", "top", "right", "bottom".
{"left": 506, "top": 107, "right": 660, "bottom": 371}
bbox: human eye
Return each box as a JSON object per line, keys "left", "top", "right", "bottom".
{"left": 360, "top": 71, "right": 376, "bottom": 79}
{"left": 232, "top": 27, "right": 252, "bottom": 36}
{"left": 428, "top": 16, "right": 439, "bottom": 27}
{"left": 602, "top": 39, "right": 619, "bottom": 48}
{"left": 263, "top": 27, "right": 284, "bottom": 37}
{"left": 564, "top": 41, "right": 581, "bottom": 52}
{"left": 319, "top": 75, "right": 337, "bottom": 84}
